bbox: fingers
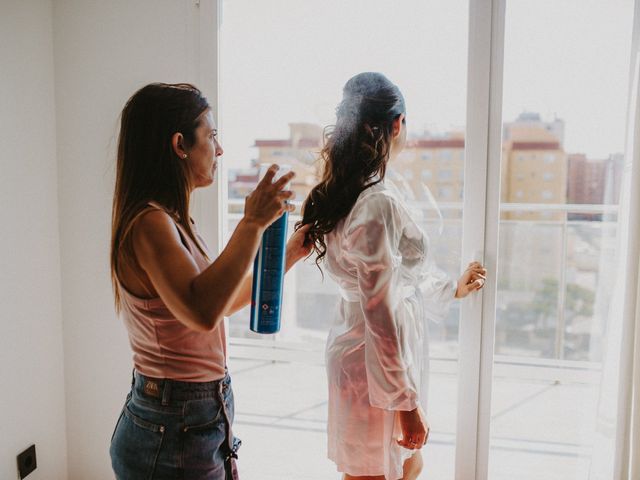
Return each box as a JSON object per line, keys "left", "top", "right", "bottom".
{"left": 397, "top": 437, "right": 417, "bottom": 449}
{"left": 464, "top": 262, "right": 487, "bottom": 292}
{"left": 296, "top": 223, "right": 312, "bottom": 234}
{"left": 258, "top": 164, "right": 279, "bottom": 187}
{"left": 466, "top": 277, "right": 485, "bottom": 292}
{"left": 458, "top": 272, "right": 486, "bottom": 298}
{"left": 260, "top": 168, "right": 295, "bottom": 211}
{"left": 277, "top": 190, "right": 295, "bottom": 201}
{"left": 397, "top": 430, "right": 427, "bottom": 450}
{"left": 466, "top": 261, "right": 487, "bottom": 273}
{"left": 467, "top": 265, "right": 487, "bottom": 274}
{"left": 244, "top": 166, "right": 298, "bottom": 227}
{"left": 277, "top": 192, "right": 296, "bottom": 214}
{"left": 463, "top": 271, "right": 485, "bottom": 281}
{"left": 257, "top": 165, "right": 296, "bottom": 190}
{"left": 396, "top": 436, "right": 424, "bottom": 450}
{"left": 294, "top": 223, "right": 314, "bottom": 254}
{"left": 262, "top": 191, "right": 293, "bottom": 217}
{"left": 273, "top": 171, "right": 296, "bottom": 190}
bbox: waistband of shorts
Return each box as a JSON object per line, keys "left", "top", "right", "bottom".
{"left": 132, "top": 369, "right": 231, "bottom": 403}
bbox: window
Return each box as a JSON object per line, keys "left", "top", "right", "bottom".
{"left": 220, "top": 1, "right": 469, "bottom": 479}
{"left": 438, "top": 169, "right": 453, "bottom": 181}
{"left": 492, "top": 1, "right": 633, "bottom": 479}
{"left": 438, "top": 186, "right": 453, "bottom": 199}
{"left": 398, "top": 151, "right": 414, "bottom": 162}
{"left": 219, "top": 1, "right": 635, "bottom": 479}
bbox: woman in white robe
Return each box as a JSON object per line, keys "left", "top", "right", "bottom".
{"left": 298, "top": 72, "right": 486, "bottom": 480}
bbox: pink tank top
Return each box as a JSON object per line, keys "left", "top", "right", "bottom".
{"left": 118, "top": 203, "right": 227, "bottom": 382}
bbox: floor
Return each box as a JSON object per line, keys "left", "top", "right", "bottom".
{"left": 227, "top": 357, "right": 599, "bottom": 480}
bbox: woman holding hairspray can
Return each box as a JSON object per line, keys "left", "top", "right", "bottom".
{"left": 109, "top": 83, "right": 311, "bottom": 480}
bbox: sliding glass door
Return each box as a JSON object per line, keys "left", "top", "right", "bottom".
{"left": 214, "top": 1, "right": 637, "bottom": 478}
{"left": 487, "top": 2, "right": 634, "bottom": 479}
{"left": 219, "top": 1, "right": 469, "bottom": 478}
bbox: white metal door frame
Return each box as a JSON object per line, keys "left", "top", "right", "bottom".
{"left": 616, "top": 1, "right": 640, "bottom": 478}
{"left": 208, "top": 1, "right": 510, "bottom": 478}
{"left": 193, "top": 0, "right": 224, "bottom": 257}
{"left": 455, "top": 1, "right": 506, "bottom": 479}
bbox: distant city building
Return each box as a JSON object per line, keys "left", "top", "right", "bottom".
{"left": 254, "top": 123, "right": 323, "bottom": 201}
{"left": 501, "top": 113, "right": 567, "bottom": 221}
{"left": 229, "top": 113, "right": 620, "bottom": 223}
{"left": 228, "top": 123, "right": 323, "bottom": 213}
{"left": 567, "top": 153, "right": 624, "bottom": 220}
{"left": 503, "top": 111, "right": 565, "bottom": 146}
{"left": 394, "top": 133, "right": 465, "bottom": 209}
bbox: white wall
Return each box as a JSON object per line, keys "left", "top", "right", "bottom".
{"left": 52, "top": 1, "right": 218, "bottom": 478}
{"left": 0, "top": 1, "right": 68, "bottom": 479}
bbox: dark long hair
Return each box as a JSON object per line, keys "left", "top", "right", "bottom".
{"left": 298, "top": 72, "right": 406, "bottom": 266}
{"left": 111, "top": 83, "right": 210, "bottom": 308}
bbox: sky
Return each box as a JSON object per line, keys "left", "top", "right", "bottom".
{"left": 219, "top": 0, "right": 635, "bottom": 168}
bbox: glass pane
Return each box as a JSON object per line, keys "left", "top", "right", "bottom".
{"left": 220, "top": 1, "right": 468, "bottom": 478}
{"left": 490, "top": 1, "right": 634, "bottom": 479}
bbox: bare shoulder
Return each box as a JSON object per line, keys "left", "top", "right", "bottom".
{"left": 130, "top": 208, "right": 183, "bottom": 257}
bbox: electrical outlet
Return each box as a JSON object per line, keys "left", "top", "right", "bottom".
{"left": 17, "top": 444, "right": 37, "bottom": 479}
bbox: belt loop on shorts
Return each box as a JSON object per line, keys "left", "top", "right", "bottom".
{"left": 131, "top": 369, "right": 136, "bottom": 387}
{"left": 161, "top": 380, "right": 172, "bottom": 406}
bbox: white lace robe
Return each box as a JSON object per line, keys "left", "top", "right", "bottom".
{"left": 324, "top": 180, "right": 456, "bottom": 480}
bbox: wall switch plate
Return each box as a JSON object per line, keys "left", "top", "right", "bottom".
{"left": 17, "top": 444, "right": 37, "bottom": 479}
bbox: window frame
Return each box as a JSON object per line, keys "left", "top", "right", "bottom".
{"left": 205, "top": 1, "right": 640, "bottom": 479}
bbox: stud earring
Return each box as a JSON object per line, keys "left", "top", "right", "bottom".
{"left": 182, "top": 154, "right": 188, "bottom": 159}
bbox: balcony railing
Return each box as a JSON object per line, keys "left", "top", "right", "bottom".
{"left": 224, "top": 199, "right": 620, "bottom": 375}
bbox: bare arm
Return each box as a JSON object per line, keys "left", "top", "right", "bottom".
{"left": 133, "top": 212, "right": 264, "bottom": 331}
{"left": 132, "top": 165, "right": 295, "bottom": 332}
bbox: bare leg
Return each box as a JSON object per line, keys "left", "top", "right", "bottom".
{"left": 402, "top": 451, "right": 423, "bottom": 480}
{"left": 342, "top": 451, "right": 423, "bottom": 480}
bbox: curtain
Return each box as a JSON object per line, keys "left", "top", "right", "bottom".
{"left": 590, "top": 7, "right": 640, "bottom": 477}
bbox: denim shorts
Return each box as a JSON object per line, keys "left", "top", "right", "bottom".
{"left": 110, "top": 370, "right": 240, "bottom": 480}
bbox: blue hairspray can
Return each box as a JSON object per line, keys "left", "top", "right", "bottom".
{"left": 250, "top": 165, "right": 290, "bottom": 334}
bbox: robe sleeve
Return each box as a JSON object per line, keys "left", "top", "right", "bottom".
{"left": 419, "top": 255, "right": 457, "bottom": 323}
{"left": 344, "top": 192, "right": 419, "bottom": 411}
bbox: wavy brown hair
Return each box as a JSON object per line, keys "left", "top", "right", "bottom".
{"left": 297, "top": 72, "right": 406, "bottom": 267}
{"left": 111, "top": 83, "right": 210, "bottom": 309}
